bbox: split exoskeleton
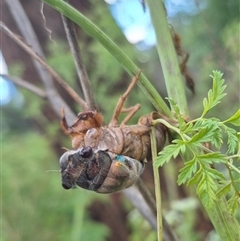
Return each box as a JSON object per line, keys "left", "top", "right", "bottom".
{"left": 59, "top": 71, "right": 166, "bottom": 193}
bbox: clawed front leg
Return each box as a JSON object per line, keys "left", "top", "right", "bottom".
{"left": 109, "top": 70, "right": 142, "bottom": 127}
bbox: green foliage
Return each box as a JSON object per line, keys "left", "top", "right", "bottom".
{"left": 201, "top": 71, "right": 227, "bottom": 117}
{"left": 223, "top": 109, "right": 240, "bottom": 127}
{"left": 42, "top": 0, "right": 172, "bottom": 116}
{"left": 127, "top": 209, "right": 157, "bottom": 241}
{"left": 47, "top": 40, "right": 76, "bottom": 84}
{"left": 155, "top": 71, "right": 240, "bottom": 210}
{"left": 2, "top": 132, "right": 109, "bottom": 241}
{"left": 165, "top": 198, "right": 201, "bottom": 241}
{"left": 5, "top": 0, "right": 240, "bottom": 240}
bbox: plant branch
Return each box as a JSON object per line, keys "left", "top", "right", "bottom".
{"left": 1, "top": 75, "right": 47, "bottom": 98}
{"left": 227, "top": 166, "right": 240, "bottom": 197}
{"left": 151, "top": 126, "right": 163, "bottom": 241}
{"left": 146, "top": 0, "right": 188, "bottom": 116}
{"left": 4, "top": 0, "right": 76, "bottom": 121}
{"left": 61, "top": 0, "right": 97, "bottom": 110}
{"left": 0, "top": 22, "right": 88, "bottom": 112}
{"left": 41, "top": 0, "right": 172, "bottom": 117}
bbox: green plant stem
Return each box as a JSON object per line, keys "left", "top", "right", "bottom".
{"left": 227, "top": 167, "right": 240, "bottom": 196}
{"left": 42, "top": 0, "right": 172, "bottom": 117}
{"left": 226, "top": 162, "right": 240, "bottom": 174}
{"left": 153, "top": 118, "right": 240, "bottom": 240}
{"left": 146, "top": 0, "right": 189, "bottom": 116}
{"left": 151, "top": 127, "right": 163, "bottom": 241}
{"left": 147, "top": 0, "right": 240, "bottom": 239}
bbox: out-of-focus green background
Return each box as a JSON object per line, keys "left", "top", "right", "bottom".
{"left": 1, "top": 0, "right": 239, "bottom": 240}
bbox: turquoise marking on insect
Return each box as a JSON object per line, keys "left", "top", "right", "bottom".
{"left": 116, "top": 155, "right": 126, "bottom": 162}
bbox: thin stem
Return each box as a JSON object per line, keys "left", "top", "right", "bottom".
{"left": 5, "top": 0, "right": 76, "bottom": 121}
{"left": 61, "top": 0, "right": 97, "bottom": 110}
{"left": 0, "top": 22, "right": 88, "bottom": 111}
{"left": 2, "top": 75, "right": 47, "bottom": 98}
{"left": 227, "top": 166, "right": 240, "bottom": 196}
{"left": 41, "top": 0, "right": 172, "bottom": 117}
{"left": 226, "top": 162, "right": 240, "bottom": 175}
{"left": 226, "top": 155, "right": 240, "bottom": 160}
{"left": 151, "top": 127, "right": 163, "bottom": 241}
{"left": 153, "top": 119, "right": 186, "bottom": 139}
{"left": 146, "top": 0, "right": 189, "bottom": 116}
{"left": 122, "top": 186, "right": 157, "bottom": 230}
{"left": 136, "top": 178, "right": 157, "bottom": 215}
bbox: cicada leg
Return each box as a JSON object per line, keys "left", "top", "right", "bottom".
{"left": 109, "top": 69, "right": 141, "bottom": 127}
{"left": 120, "top": 104, "right": 141, "bottom": 126}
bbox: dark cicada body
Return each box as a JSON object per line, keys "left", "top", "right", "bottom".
{"left": 59, "top": 146, "right": 144, "bottom": 193}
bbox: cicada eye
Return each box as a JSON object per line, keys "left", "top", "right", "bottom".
{"left": 59, "top": 150, "right": 78, "bottom": 168}
{"left": 59, "top": 152, "right": 70, "bottom": 169}
{"left": 62, "top": 183, "right": 72, "bottom": 190}
{"left": 80, "top": 146, "right": 93, "bottom": 158}
{"left": 80, "top": 114, "right": 87, "bottom": 120}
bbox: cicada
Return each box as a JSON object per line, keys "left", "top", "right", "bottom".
{"left": 60, "top": 146, "right": 144, "bottom": 193}
{"left": 60, "top": 71, "right": 166, "bottom": 193}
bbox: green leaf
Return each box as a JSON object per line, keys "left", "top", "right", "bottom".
{"left": 211, "top": 128, "right": 223, "bottom": 149}
{"left": 155, "top": 142, "right": 182, "bottom": 167}
{"left": 227, "top": 193, "right": 240, "bottom": 214}
{"left": 223, "top": 109, "right": 240, "bottom": 126}
{"left": 177, "top": 156, "right": 198, "bottom": 185}
{"left": 147, "top": 0, "right": 189, "bottom": 115}
{"left": 223, "top": 126, "right": 239, "bottom": 154}
{"left": 173, "top": 139, "right": 187, "bottom": 153}
{"left": 204, "top": 166, "right": 225, "bottom": 181}
{"left": 197, "top": 153, "right": 226, "bottom": 164}
{"left": 237, "top": 132, "right": 240, "bottom": 157}
{"left": 192, "top": 118, "right": 220, "bottom": 130}
{"left": 183, "top": 121, "right": 194, "bottom": 134}
{"left": 215, "top": 180, "right": 232, "bottom": 198}
{"left": 188, "top": 127, "right": 211, "bottom": 143}
{"left": 166, "top": 98, "right": 186, "bottom": 131}
{"left": 187, "top": 124, "right": 219, "bottom": 144}
{"left": 202, "top": 71, "right": 227, "bottom": 117}
{"left": 196, "top": 173, "right": 217, "bottom": 208}
{"left": 187, "top": 166, "right": 203, "bottom": 186}
{"left": 186, "top": 118, "right": 224, "bottom": 150}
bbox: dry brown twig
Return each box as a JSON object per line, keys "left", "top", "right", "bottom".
{"left": 0, "top": 22, "right": 87, "bottom": 111}
{"left": 4, "top": 0, "right": 82, "bottom": 122}
{"left": 1, "top": 75, "right": 47, "bottom": 98}
{"left": 61, "top": 2, "right": 97, "bottom": 110}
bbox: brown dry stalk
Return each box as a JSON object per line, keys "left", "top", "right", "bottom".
{"left": 0, "top": 22, "right": 88, "bottom": 111}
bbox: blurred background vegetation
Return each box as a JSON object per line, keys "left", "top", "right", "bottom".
{"left": 1, "top": 0, "right": 239, "bottom": 240}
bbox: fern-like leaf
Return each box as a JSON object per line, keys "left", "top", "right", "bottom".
{"left": 177, "top": 156, "right": 198, "bottom": 185}
{"left": 227, "top": 193, "right": 240, "bottom": 214}
{"left": 202, "top": 71, "right": 227, "bottom": 117}
{"left": 223, "top": 109, "right": 240, "bottom": 127}
{"left": 196, "top": 172, "right": 217, "bottom": 208}
{"left": 223, "top": 126, "right": 239, "bottom": 154}
{"left": 155, "top": 142, "right": 182, "bottom": 167}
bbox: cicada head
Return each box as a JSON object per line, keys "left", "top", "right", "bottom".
{"left": 59, "top": 147, "right": 144, "bottom": 193}
{"left": 61, "top": 110, "right": 104, "bottom": 149}
{"left": 61, "top": 109, "right": 103, "bottom": 135}
{"left": 59, "top": 147, "right": 112, "bottom": 191}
